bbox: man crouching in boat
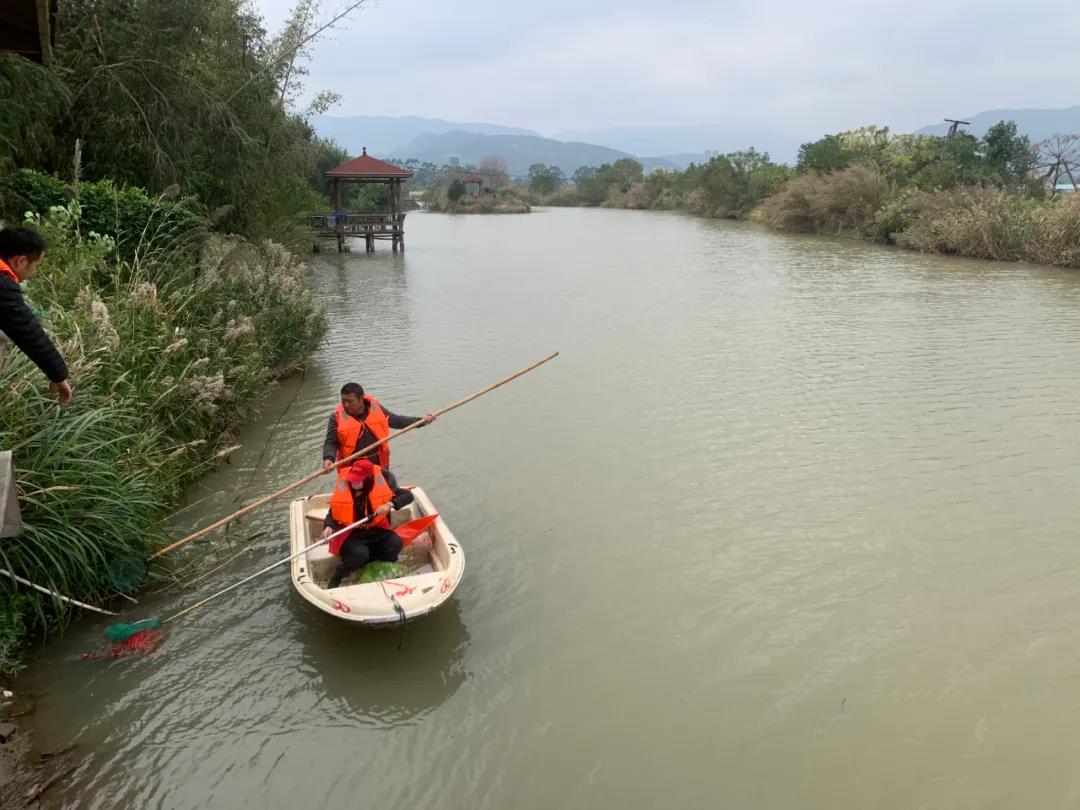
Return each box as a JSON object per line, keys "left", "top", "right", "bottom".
{"left": 322, "top": 460, "right": 414, "bottom": 589}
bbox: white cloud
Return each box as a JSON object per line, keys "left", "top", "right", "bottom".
{"left": 252, "top": 0, "right": 1080, "bottom": 136}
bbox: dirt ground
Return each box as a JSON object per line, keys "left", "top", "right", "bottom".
{"left": 0, "top": 704, "right": 77, "bottom": 808}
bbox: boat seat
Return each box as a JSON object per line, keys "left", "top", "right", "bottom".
{"left": 301, "top": 504, "right": 337, "bottom": 580}
{"left": 304, "top": 539, "right": 337, "bottom": 582}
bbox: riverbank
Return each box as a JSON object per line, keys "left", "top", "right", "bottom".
{"left": 539, "top": 179, "right": 1080, "bottom": 269}
{"left": 0, "top": 191, "right": 325, "bottom": 678}
{"left": 532, "top": 124, "right": 1080, "bottom": 269}
{"left": 0, "top": 694, "right": 72, "bottom": 809}
{"left": 424, "top": 187, "right": 531, "bottom": 214}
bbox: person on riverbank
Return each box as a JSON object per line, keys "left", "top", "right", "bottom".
{"left": 321, "top": 382, "right": 434, "bottom": 474}
{"left": 322, "top": 460, "right": 414, "bottom": 588}
{"left": 0, "top": 226, "right": 73, "bottom": 405}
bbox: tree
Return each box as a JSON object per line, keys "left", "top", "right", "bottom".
{"left": 400, "top": 159, "right": 439, "bottom": 188}
{"left": 568, "top": 159, "right": 643, "bottom": 203}
{"left": 605, "top": 158, "right": 643, "bottom": 192}
{"left": 688, "top": 149, "right": 789, "bottom": 217}
{"left": 347, "top": 183, "right": 387, "bottom": 212}
{"left": 572, "top": 165, "right": 597, "bottom": 185}
{"left": 477, "top": 156, "right": 509, "bottom": 188}
{"left": 982, "top": 120, "right": 1037, "bottom": 187}
{"left": 528, "top": 164, "right": 564, "bottom": 194}
{"left": 447, "top": 179, "right": 466, "bottom": 202}
{"left": 6, "top": 0, "right": 369, "bottom": 236}
{"left": 889, "top": 132, "right": 982, "bottom": 190}
{"left": 796, "top": 134, "right": 851, "bottom": 174}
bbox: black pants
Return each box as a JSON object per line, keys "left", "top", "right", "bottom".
{"left": 329, "top": 528, "right": 402, "bottom": 588}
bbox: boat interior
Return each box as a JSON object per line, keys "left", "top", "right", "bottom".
{"left": 299, "top": 493, "right": 449, "bottom": 589}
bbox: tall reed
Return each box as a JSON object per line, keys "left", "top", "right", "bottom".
{"left": 0, "top": 194, "right": 325, "bottom": 674}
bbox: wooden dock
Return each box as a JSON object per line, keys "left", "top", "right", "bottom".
{"left": 310, "top": 212, "right": 406, "bottom": 253}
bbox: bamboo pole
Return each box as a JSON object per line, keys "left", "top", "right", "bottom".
{"left": 151, "top": 352, "right": 559, "bottom": 560}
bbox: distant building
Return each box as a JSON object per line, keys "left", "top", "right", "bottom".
{"left": 462, "top": 174, "right": 484, "bottom": 195}
{"left": 449, "top": 156, "right": 460, "bottom": 167}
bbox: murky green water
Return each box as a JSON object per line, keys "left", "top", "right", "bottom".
{"left": 22, "top": 208, "right": 1080, "bottom": 808}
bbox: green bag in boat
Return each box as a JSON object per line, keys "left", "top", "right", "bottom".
{"left": 356, "top": 561, "right": 409, "bottom": 584}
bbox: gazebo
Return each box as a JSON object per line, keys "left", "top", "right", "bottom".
{"left": 311, "top": 148, "right": 413, "bottom": 253}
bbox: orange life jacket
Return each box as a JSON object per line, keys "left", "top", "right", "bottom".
{"left": 334, "top": 397, "right": 390, "bottom": 472}
{"left": 326, "top": 465, "right": 394, "bottom": 555}
{"left": 0, "top": 259, "right": 19, "bottom": 285}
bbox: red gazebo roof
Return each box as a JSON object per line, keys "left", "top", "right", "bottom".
{"left": 326, "top": 148, "right": 412, "bottom": 178}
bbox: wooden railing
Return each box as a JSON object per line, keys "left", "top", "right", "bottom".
{"left": 309, "top": 212, "right": 405, "bottom": 230}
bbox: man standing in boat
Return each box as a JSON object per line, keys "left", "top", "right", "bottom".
{"left": 321, "top": 382, "right": 434, "bottom": 475}
{"left": 323, "top": 460, "right": 415, "bottom": 588}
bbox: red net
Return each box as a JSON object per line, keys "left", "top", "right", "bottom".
{"left": 81, "top": 629, "right": 165, "bottom": 660}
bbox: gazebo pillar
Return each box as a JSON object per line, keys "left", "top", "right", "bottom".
{"left": 391, "top": 178, "right": 402, "bottom": 252}
{"left": 333, "top": 177, "right": 344, "bottom": 252}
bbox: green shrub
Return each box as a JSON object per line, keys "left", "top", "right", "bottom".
{"left": 0, "top": 202, "right": 324, "bottom": 672}
{"left": 752, "top": 165, "right": 890, "bottom": 236}
{"left": 0, "top": 169, "right": 67, "bottom": 217}
{"left": 0, "top": 170, "right": 208, "bottom": 260}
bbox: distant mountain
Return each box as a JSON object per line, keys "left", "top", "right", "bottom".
{"left": 309, "top": 115, "right": 540, "bottom": 156}
{"left": 648, "top": 153, "right": 710, "bottom": 170}
{"left": 390, "top": 131, "right": 639, "bottom": 176}
{"left": 638, "top": 156, "right": 683, "bottom": 173}
{"left": 552, "top": 125, "right": 808, "bottom": 165}
{"left": 916, "top": 106, "right": 1080, "bottom": 141}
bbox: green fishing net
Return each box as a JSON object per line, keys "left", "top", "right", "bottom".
{"left": 356, "top": 561, "right": 409, "bottom": 584}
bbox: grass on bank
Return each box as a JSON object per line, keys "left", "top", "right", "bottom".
{"left": 0, "top": 193, "right": 325, "bottom": 675}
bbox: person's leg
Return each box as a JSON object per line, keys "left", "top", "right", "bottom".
{"left": 328, "top": 535, "right": 371, "bottom": 588}
{"left": 369, "top": 527, "right": 403, "bottom": 563}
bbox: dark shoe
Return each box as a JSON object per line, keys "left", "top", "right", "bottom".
{"left": 327, "top": 575, "right": 342, "bottom": 589}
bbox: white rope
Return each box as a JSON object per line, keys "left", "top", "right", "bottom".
{"left": 0, "top": 568, "right": 118, "bottom": 616}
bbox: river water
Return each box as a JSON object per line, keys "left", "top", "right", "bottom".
{"left": 21, "top": 207, "right": 1080, "bottom": 808}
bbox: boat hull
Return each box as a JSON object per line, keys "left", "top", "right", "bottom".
{"left": 289, "top": 487, "right": 464, "bottom": 626}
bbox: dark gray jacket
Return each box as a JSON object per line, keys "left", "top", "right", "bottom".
{"left": 322, "top": 404, "right": 422, "bottom": 465}
{"left": 0, "top": 275, "right": 67, "bottom": 382}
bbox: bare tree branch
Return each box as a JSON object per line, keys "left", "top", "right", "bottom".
{"left": 225, "top": 0, "right": 368, "bottom": 103}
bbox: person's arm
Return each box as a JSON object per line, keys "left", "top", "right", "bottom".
{"left": 0, "top": 279, "right": 69, "bottom": 385}
{"left": 385, "top": 409, "right": 421, "bottom": 430}
{"left": 383, "top": 470, "right": 415, "bottom": 511}
{"left": 385, "top": 408, "right": 436, "bottom": 430}
{"left": 321, "top": 413, "right": 338, "bottom": 469}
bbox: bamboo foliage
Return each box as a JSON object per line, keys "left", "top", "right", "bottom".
{"left": 2, "top": 0, "right": 362, "bottom": 237}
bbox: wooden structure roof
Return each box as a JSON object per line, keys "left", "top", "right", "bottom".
{"left": 326, "top": 148, "right": 412, "bottom": 180}
{"left": 0, "top": 0, "right": 56, "bottom": 65}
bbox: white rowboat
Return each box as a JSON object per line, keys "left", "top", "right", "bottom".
{"left": 289, "top": 487, "right": 464, "bottom": 625}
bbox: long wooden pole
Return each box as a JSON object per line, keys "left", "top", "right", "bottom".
{"left": 161, "top": 514, "right": 373, "bottom": 624}
{"left": 151, "top": 352, "right": 558, "bottom": 560}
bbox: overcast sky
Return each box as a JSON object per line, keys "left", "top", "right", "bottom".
{"left": 251, "top": 0, "right": 1080, "bottom": 138}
